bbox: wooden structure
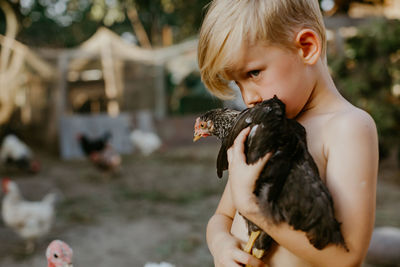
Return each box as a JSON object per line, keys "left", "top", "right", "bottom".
{"left": 0, "top": 1, "right": 54, "bottom": 128}
{"left": 53, "top": 28, "right": 197, "bottom": 158}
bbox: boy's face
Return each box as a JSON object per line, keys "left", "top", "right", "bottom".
{"left": 228, "top": 43, "right": 316, "bottom": 118}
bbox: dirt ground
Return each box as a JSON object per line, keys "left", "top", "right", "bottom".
{"left": 0, "top": 122, "right": 399, "bottom": 267}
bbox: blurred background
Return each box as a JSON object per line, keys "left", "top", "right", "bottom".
{"left": 0, "top": 0, "right": 399, "bottom": 266}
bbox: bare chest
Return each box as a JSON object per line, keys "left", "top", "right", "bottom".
{"left": 297, "top": 117, "right": 329, "bottom": 182}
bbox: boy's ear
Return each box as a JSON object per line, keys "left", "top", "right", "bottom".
{"left": 295, "top": 29, "right": 321, "bottom": 65}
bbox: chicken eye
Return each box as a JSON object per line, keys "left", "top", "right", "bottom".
{"left": 54, "top": 253, "right": 58, "bottom": 258}
{"left": 200, "top": 122, "right": 206, "bottom": 129}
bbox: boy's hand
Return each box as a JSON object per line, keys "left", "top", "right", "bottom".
{"left": 227, "top": 127, "right": 271, "bottom": 216}
{"left": 212, "top": 232, "right": 265, "bottom": 267}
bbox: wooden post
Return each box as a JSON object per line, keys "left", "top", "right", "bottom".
{"left": 154, "top": 64, "right": 166, "bottom": 119}
{"left": 127, "top": 4, "right": 152, "bottom": 49}
{"left": 47, "top": 51, "right": 69, "bottom": 148}
{"left": 162, "top": 25, "right": 173, "bottom": 47}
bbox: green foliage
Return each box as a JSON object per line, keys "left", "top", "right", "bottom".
{"left": 167, "top": 72, "right": 223, "bottom": 115}
{"left": 133, "top": 0, "right": 210, "bottom": 44}
{"left": 1, "top": 0, "right": 210, "bottom": 48}
{"left": 328, "top": 18, "right": 400, "bottom": 159}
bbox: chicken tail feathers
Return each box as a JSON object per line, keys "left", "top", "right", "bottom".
{"left": 330, "top": 224, "right": 349, "bottom": 252}
{"left": 306, "top": 221, "right": 349, "bottom": 252}
{"left": 42, "top": 192, "right": 60, "bottom": 206}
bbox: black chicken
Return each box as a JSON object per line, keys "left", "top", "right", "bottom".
{"left": 193, "top": 96, "right": 348, "bottom": 259}
{"left": 0, "top": 134, "right": 40, "bottom": 174}
{"left": 77, "top": 131, "right": 112, "bottom": 156}
{"left": 77, "top": 131, "right": 121, "bottom": 172}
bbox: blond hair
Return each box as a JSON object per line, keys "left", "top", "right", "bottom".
{"left": 198, "top": 0, "right": 326, "bottom": 99}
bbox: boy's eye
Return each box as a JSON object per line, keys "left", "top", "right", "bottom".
{"left": 248, "top": 70, "right": 260, "bottom": 78}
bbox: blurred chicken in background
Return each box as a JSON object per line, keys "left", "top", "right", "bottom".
{"left": 89, "top": 145, "right": 122, "bottom": 172}
{"left": 144, "top": 262, "right": 175, "bottom": 267}
{"left": 77, "top": 131, "right": 121, "bottom": 172}
{"left": 130, "top": 129, "right": 162, "bottom": 156}
{"left": 0, "top": 134, "right": 41, "bottom": 173}
{"left": 77, "top": 131, "right": 111, "bottom": 157}
{"left": 1, "top": 178, "right": 58, "bottom": 253}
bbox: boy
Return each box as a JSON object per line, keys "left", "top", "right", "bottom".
{"left": 197, "top": 0, "right": 378, "bottom": 266}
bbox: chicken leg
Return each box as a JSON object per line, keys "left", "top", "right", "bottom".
{"left": 25, "top": 239, "right": 35, "bottom": 254}
{"left": 244, "top": 230, "right": 265, "bottom": 267}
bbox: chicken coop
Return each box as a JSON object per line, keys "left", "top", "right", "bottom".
{"left": 0, "top": 33, "right": 55, "bottom": 142}
{"left": 49, "top": 28, "right": 198, "bottom": 159}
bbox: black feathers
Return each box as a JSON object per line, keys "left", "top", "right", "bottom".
{"left": 77, "top": 131, "right": 112, "bottom": 156}
{"left": 196, "top": 96, "right": 348, "bottom": 252}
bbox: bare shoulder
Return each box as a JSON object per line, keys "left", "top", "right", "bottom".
{"left": 323, "top": 104, "right": 379, "bottom": 185}
{"left": 325, "top": 105, "right": 377, "bottom": 144}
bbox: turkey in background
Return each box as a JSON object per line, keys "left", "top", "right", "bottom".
{"left": 46, "top": 240, "right": 73, "bottom": 267}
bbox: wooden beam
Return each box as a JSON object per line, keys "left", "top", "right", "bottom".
{"left": 127, "top": 4, "right": 152, "bottom": 49}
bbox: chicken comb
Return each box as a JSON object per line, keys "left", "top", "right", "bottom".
{"left": 1, "top": 178, "right": 11, "bottom": 192}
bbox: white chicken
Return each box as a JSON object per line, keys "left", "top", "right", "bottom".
{"left": 1, "top": 178, "right": 58, "bottom": 252}
{"left": 144, "top": 262, "right": 175, "bottom": 267}
{"left": 0, "top": 134, "right": 40, "bottom": 173}
{"left": 130, "top": 129, "right": 162, "bottom": 156}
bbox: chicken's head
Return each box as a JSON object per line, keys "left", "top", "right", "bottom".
{"left": 46, "top": 240, "right": 73, "bottom": 267}
{"left": 193, "top": 117, "right": 214, "bottom": 141}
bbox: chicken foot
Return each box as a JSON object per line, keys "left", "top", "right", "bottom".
{"left": 243, "top": 230, "right": 266, "bottom": 267}
{"left": 24, "top": 239, "right": 35, "bottom": 254}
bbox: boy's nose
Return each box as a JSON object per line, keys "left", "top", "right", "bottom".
{"left": 242, "top": 89, "right": 262, "bottom": 107}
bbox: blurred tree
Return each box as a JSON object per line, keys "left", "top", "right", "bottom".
{"left": 2, "top": 0, "right": 99, "bottom": 47}
{"left": 328, "top": 18, "right": 400, "bottom": 162}
{"left": 0, "top": 0, "right": 210, "bottom": 48}
{"left": 320, "top": 0, "right": 384, "bottom": 14}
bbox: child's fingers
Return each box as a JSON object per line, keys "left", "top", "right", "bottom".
{"left": 247, "top": 152, "right": 272, "bottom": 181}
{"left": 232, "top": 249, "right": 265, "bottom": 267}
{"left": 227, "top": 127, "right": 251, "bottom": 162}
{"left": 233, "top": 127, "right": 251, "bottom": 153}
{"left": 253, "top": 152, "right": 272, "bottom": 168}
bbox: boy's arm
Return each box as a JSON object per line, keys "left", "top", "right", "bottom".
{"left": 207, "top": 178, "right": 236, "bottom": 256}
{"left": 228, "top": 111, "right": 378, "bottom": 267}
{"left": 323, "top": 111, "right": 378, "bottom": 263}
{"left": 207, "top": 179, "right": 265, "bottom": 267}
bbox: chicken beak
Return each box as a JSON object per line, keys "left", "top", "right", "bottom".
{"left": 193, "top": 135, "right": 202, "bottom": 142}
